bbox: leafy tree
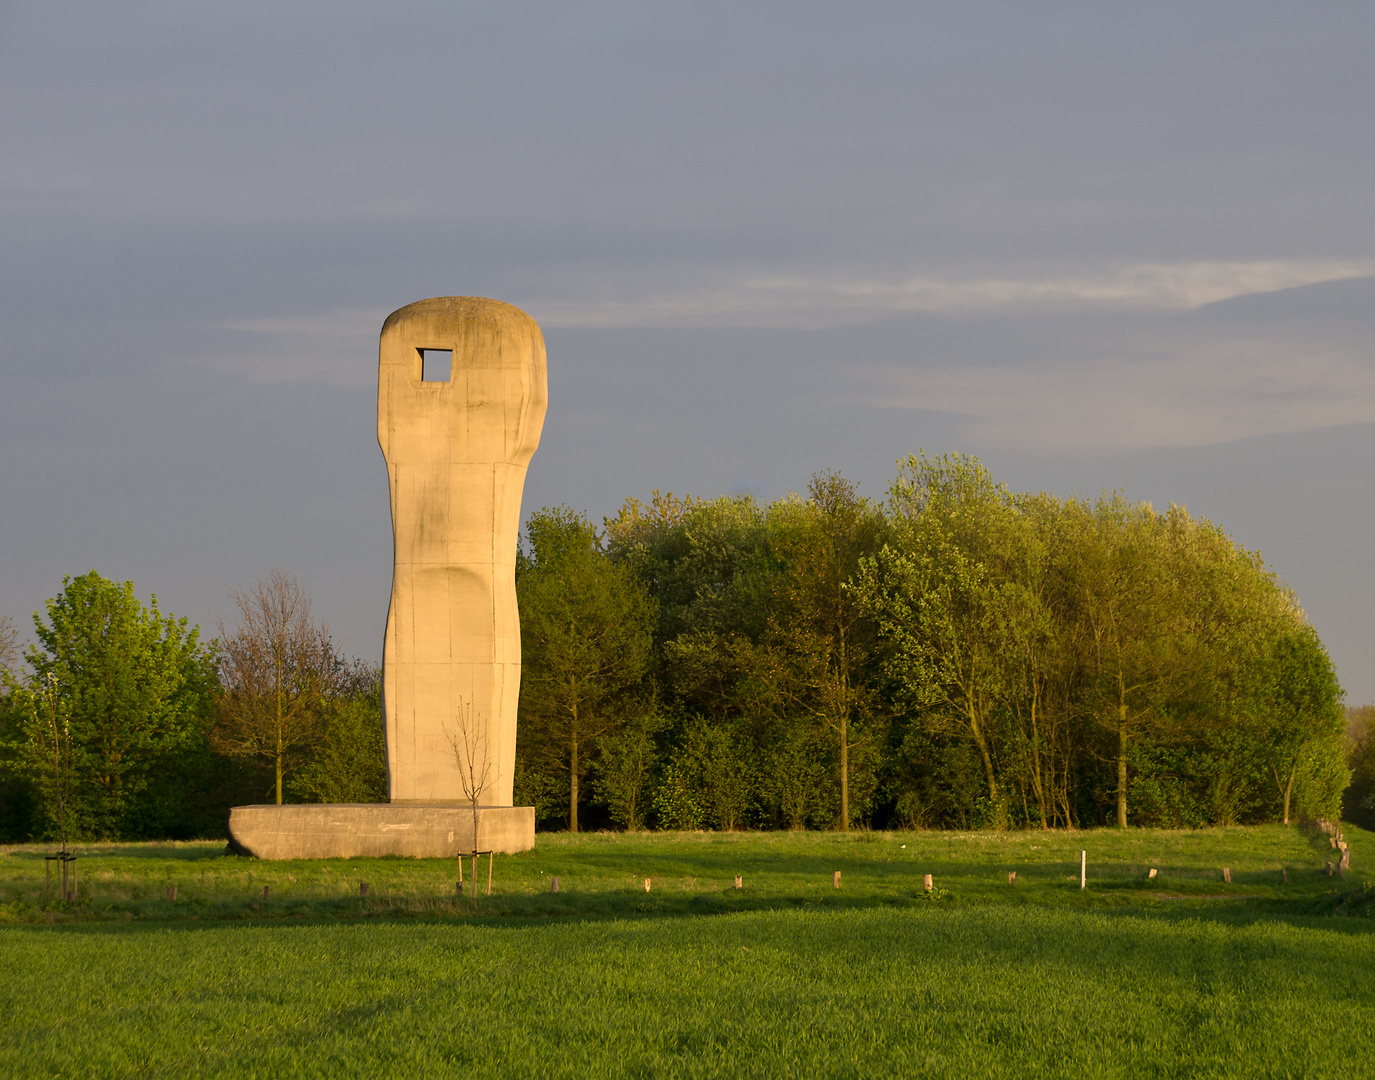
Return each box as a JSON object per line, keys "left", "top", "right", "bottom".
{"left": 1237, "top": 624, "right": 1345, "bottom": 824}
{"left": 856, "top": 453, "right": 1035, "bottom": 828}
{"left": 212, "top": 568, "right": 344, "bottom": 804}
{"left": 2, "top": 571, "right": 215, "bottom": 839}
{"left": 592, "top": 705, "right": 664, "bottom": 831}
{"left": 1345, "top": 705, "right": 1375, "bottom": 829}
{"left": 763, "top": 727, "right": 828, "bottom": 830}
{"left": 516, "top": 507, "right": 656, "bottom": 831}
{"left": 765, "top": 473, "right": 886, "bottom": 829}
{"left": 289, "top": 663, "right": 387, "bottom": 804}
{"left": 1071, "top": 497, "right": 1188, "bottom": 828}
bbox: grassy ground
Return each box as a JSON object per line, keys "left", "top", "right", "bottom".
{"left": 0, "top": 823, "right": 1366, "bottom": 923}
{"left": 0, "top": 825, "right": 1371, "bottom": 1078}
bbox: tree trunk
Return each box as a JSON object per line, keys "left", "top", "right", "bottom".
{"left": 839, "top": 711, "right": 849, "bottom": 832}
{"left": 275, "top": 643, "right": 284, "bottom": 805}
{"left": 966, "top": 684, "right": 998, "bottom": 809}
{"left": 569, "top": 736, "right": 579, "bottom": 833}
{"left": 1283, "top": 768, "right": 1294, "bottom": 826}
{"left": 1116, "top": 712, "right": 1128, "bottom": 828}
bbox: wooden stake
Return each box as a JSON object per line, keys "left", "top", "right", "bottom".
{"left": 833, "top": 870, "right": 842, "bottom": 889}
{"left": 488, "top": 852, "right": 494, "bottom": 896}
{"left": 1008, "top": 871, "right": 1016, "bottom": 884}
{"left": 262, "top": 885, "right": 270, "bottom": 901}
{"left": 457, "top": 857, "right": 463, "bottom": 884}
{"left": 1148, "top": 868, "right": 1157, "bottom": 879}
{"left": 550, "top": 876, "right": 560, "bottom": 893}
{"left": 1326, "top": 861, "right": 1334, "bottom": 877}
{"left": 1080, "top": 850, "right": 1086, "bottom": 890}
{"left": 1222, "top": 867, "right": 1231, "bottom": 884}
{"left": 734, "top": 876, "right": 742, "bottom": 890}
{"left": 359, "top": 882, "right": 369, "bottom": 898}
{"left": 922, "top": 873, "right": 933, "bottom": 892}
{"left": 1281, "top": 868, "right": 1288, "bottom": 884}
{"left": 165, "top": 886, "right": 177, "bottom": 902}
{"left": 644, "top": 877, "right": 652, "bottom": 892}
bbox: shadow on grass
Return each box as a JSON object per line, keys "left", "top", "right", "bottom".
{"left": 6, "top": 872, "right": 1370, "bottom": 939}
{"left": 5, "top": 888, "right": 1373, "bottom": 949}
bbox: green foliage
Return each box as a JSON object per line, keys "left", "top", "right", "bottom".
{"left": 516, "top": 507, "right": 658, "bottom": 831}
{"left": 3, "top": 452, "right": 1349, "bottom": 841}
{"left": 1, "top": 572, "right": 217, "bottom": 840}
{"left": 650, "top": 759, "right": 705, "bottom": 830}
{"left": 288, "top": 665, "right": 387, "bottom": 804}
{"left": 512, "top": 459, "right": 1349, "bottom": 834}
{"left": 655, "top": 718, "right": 755, "bottom": 830}
{"left": 1342, "top": 705, "right": 1375, "bottom": 828}
{"left": 591, "top": 707, "right": 663, "bottom": 831}
{"left": 762, "top": 728, "right": 826, "bottom": 829}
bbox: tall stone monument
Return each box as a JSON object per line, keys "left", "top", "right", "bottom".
{"left": 227, "top": 297, "right": 544, "bottom": 859}
{"left": 379, "top": 296, "right": 546, "bottom": 805}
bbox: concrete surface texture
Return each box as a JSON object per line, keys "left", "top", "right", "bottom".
{"left": 228, "top": 805, "right": 536, "bottom": 860}
{"left": 378, "top": 297, "right": 548, "bottom": 805}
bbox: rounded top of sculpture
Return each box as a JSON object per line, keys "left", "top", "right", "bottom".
{"left": 382, "top": 296, "right": 541, "bottom": 338}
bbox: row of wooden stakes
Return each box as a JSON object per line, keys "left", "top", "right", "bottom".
{"left": 543, "top": 871, "right": 944, "bottom": 893}
{"left": 164, "top": 850, "right": 1351, "bottom": 904}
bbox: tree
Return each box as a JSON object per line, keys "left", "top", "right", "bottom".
{"left": 1345, "top": 705, "right": 1375, "bottom": 829}
{"left": 766, "top": 472, "right": 886, "bottom": 829}
{"left": 1072, "top": 497, "right": 1187, "bottom": 828}
{"left": 1242, "top": 624, "right": 1345, "bottom": 824}
{"left": 212, "top": 569, "right": 343, "bottom": 804}
{"left": 592, "top": 704, "right": 663, "bottom": 831}
{"left": 856, "top": 453, "right": 1032, "bottom": 828}
{"left": 445, "top": 697, "right": 493, "bottom": 896}
{"left": 0, "top": 615, "right": 20, "bottom": 676}
{"left": 4, "top": 571, "right": 214, "bottom": 839}
{"left": 517, "top": 508, "right": 656, "bottom": 831}
{"left": 289, "top": 662, "right": 387, "bottom": 804}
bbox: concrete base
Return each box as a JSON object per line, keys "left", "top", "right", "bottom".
{"left": 227, "top": 804, "right": 535, "bottom": 860}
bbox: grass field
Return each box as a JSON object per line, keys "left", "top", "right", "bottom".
{"left": 0, "top": 825, "right": 1371, "bottom": 1078}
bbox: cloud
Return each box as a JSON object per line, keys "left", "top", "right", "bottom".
{"left": 862, "top": 326, "right": 1375, "bottom": 451}
{"left": 192, "top": 307, "right": 389, "bottom": 384}
{"left": 529, "top": 260, "right": 1375, "bottom": 329}
{"left": 185, "top": 272, "right": 1375, "bottom": 455}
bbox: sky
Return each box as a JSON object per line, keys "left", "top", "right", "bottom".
{"left": 2, "top": 2, "right": 1373, "bottom": 701}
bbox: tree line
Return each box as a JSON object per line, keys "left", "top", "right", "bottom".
{"left": 0, "top": 452, "right": 1357, "bottom": 840}
{"left": 0, "top": 571, "right": 384, "bottom": 842}
{"left": 514, "top": 454, "right": 1350, "bottom": 832}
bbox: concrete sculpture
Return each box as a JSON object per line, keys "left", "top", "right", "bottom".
{"left": 227, "top": 297, "right": 545, "bottom": 859}
{"left": 378, "top": 296, "right": 547, "bottom": 805}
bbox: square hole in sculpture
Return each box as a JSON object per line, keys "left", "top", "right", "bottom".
{"left": 420, "top": 349, "right": 452, "bottom": 382}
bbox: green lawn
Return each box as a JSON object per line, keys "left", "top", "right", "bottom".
{"left": 0, "top": 825, "right": 1371, "bottom": 1078}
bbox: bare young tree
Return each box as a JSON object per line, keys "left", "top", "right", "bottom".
{"left": 213, "top": 568, "right": 342, "bottom": 804}
{"left": 443, "top": 699, "right": 492, "bottom": 898}
{"left": 0, "top": 614, "right": 20, "bottom": 676}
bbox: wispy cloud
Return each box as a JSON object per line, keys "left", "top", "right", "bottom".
{"left": 863, "top": 337, "right": 1375, "bottom": 450}
{"left": 188, "top": 266, "right": 1375, "bottom": 455}
{"left": 531, "top": 260, "right": 1375, "bottom": 328}
{"left": 191, "top": 307, "right": 389, "bottom": 384}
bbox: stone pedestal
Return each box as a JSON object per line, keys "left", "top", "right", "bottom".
{"left": 227, "top": 804, "right": 535, "bottom": 860}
